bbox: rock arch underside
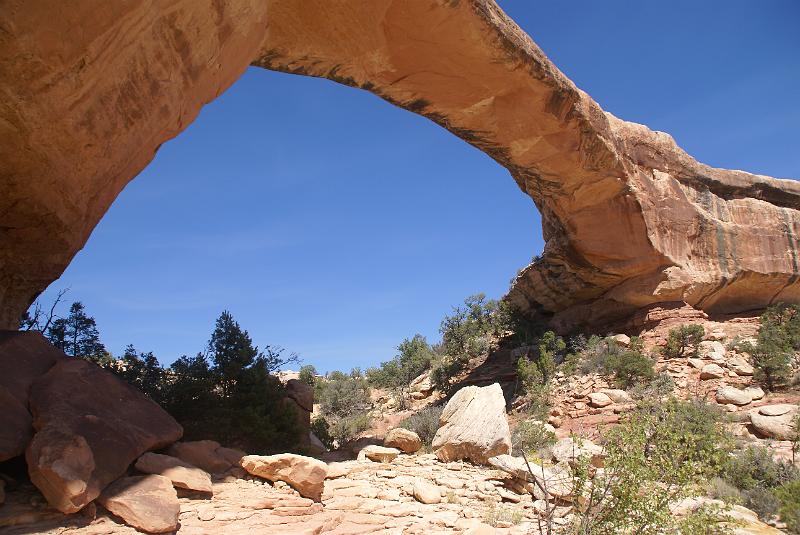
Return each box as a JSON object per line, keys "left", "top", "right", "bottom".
{"left": 2, "top": 0, "right": 799, "bottom": 332}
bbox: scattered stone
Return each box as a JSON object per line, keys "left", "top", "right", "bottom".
{"left": 432, "top": 383, "right": 511, "bottom": 464}
{"left": 610, "top": 334, "right": 630, "bottom": 347}
{"left": 25, "top": 358, "right": 182, "bottom": 514}
{"left": 551, "top": 437, "right": 604, "bottom": 468}
{"left": 699, "top": 363, "right": 725, "bottom": 380}
{"left": 688, "top": 358, "right": 705, "bottom": 369}
{"left": 587, "top": 392, "right": 613, "bottom": 408}
{"left": 97, "top": 475, "right": 179, "bottom": 534}
{"left": 358, "top": 445, "right": 401, "bottom": 463}
{"left": 698, "top": 341, "right": 726, "bottom": 361}
{"left": 412, "top": 479, "right": 441, "bottom": 504}
{"left": 728, "top": 355, "right": 754, "bottom": 376}
{"left": 600, "top": 389, "right": 632, "bottom": 404}
{"left": 384, "top": 428, "right": 422, "bottom": 454}
{"left": 167, "top": 440, "right": 235, "bottom": 474}
{"left": 135, "top": 452, "right": 212, "bottom": 493}
{"left": 715, "top": 386, "right": 752, "bottom": 406}
{"left": 241, "top": 453, "right": 328, "bottom": 501}
{"left": 325, "top": 462, "right": 349, "bottom": 479}
{"left": 743, "top": 386, "right": 765, "bottom": 400}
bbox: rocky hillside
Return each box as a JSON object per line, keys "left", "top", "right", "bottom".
{"left": 1, "top": 0, "right": 799, "bottom": 330}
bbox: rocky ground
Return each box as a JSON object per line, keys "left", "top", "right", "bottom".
{"left": 0, "top": 444, "right": 784, "bottom": 535}
{"left": 1, "top": 311, "right": 798, "bottom": 534}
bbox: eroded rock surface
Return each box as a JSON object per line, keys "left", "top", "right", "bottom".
{"left": 26, "top": 359, "right": 183, "bottom": 513}
{"left": 0, "top": 331, "right": 64, "bottom": 461}
{"left": 1, "top": 1, "right": 798, "bottom": 330}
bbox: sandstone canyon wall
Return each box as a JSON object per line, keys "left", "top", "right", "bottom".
{"left": 1, "top": 0, "right": 798, "bottom": 331}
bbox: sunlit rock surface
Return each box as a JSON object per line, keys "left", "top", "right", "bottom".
{"left": 1, "top": 0, "right": 798, "bottom": 330}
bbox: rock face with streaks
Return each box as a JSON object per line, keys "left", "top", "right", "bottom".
{"left": 432, "top": 383, "right": 511, "bottom": 464}
{"left": 1, "top": 0, "right": 798, "bottom": 330}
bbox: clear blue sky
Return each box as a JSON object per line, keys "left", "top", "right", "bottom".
{"left": 35, "top": 1, "right": 799, "bottom": 372}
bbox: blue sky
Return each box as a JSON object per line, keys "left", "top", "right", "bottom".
{"left": 35, "top": 1, "right": 799, "bottom": 372}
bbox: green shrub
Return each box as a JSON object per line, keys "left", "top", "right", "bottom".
{"left": 630, "top": 372, "right": 675, "bottom": 400}
{"left": 298, "top": 365, "right": 317, "bottom": 386}
{"left": 775, "top": 480, "right": 800, "bottom": 534}
{"left": 400, "top": 405, "right": 443, "bottom": 449}
{"left": 664, "top": 324, "right": 705, "bottom": 359}
{"left": 720, "top": 445, "right": 800, "bottom": 522}
{"left": 565, "top": 398, "right": 734, "bottom": 534}
{"left": 315, "top": 369, "right": 373, "bottom": 447}
{"left": 736, "top": 303, "right": 800, "bottom": 392}
{"left": 578, "top": 336, "right": 655, "bottom": 388}
{"left": 367, "top": 334, "right": 435, "bottom": 406}
{"left": 511, "top": 419, "right": 556, "bottom": 458}
{"left": 484, "top": 504, "right": 523, "bottom": 527}
{"left": 328, "top": 412, "right": 372, "bottom": 446}
{"left": 311, "top": 416, "right": 333, "bottom": 450}
{"left": 760, "top": 303, "right": 800, "bottom": 351}
{"left": 707, "top": 477, "right": 743, "bottom": 504}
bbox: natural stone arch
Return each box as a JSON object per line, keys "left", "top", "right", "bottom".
{"left": 1, "top": 0, "right": 798, "bottom": 331}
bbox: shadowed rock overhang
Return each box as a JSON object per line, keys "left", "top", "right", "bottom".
{"left": 1, "top": 0, "right": 798, "bottom": 331}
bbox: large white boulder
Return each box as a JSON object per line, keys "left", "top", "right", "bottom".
{"left": 715, "top": 386, "right": 752, "bottom": 406}
{"left": 749, "top": 404, "right": 799, "bottom": 440}
{"left": 432, "top": 383, "right": 511, "bottom": 464}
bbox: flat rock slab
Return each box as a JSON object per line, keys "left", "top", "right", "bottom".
{"left": 135, "top": 452, "right": 212, "bottom": 494}
{"left": 97, "top": 475, "right": 179, "bottom": 533}
{"left": 241, "top": 453, "right": 328, "bottom": 501}
{"left": 25, "top": 358, "right": 183, "bottom": 513}
{"left": 758, "top": 404, "right": 795, "bottom": 417}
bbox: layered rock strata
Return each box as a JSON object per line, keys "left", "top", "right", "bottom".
{"left": 1, "top": 1, "right": 798, "bottom": 330}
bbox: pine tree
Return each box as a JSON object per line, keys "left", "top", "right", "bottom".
{"left": 46, "top": 301, "right": 105, "bottom": 360}
{"left": 207, "top": 310, "right": 260, "bottom": 398}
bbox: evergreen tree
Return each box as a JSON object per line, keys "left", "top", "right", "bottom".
{"left": 207, "top": 310, "right": 260, "bottom": 398}
{"left": 46, "top": 301, "right": 105, "bottom": 360}
{"left": 117, "top": 344, "right": 166, "bottom": 404}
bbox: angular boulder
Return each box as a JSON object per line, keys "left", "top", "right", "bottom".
{"left": 25, "top": 359, "right": 182, "bottom": 513}
{"left": 700, "top": 364, "right": 725, "bottom": 380}
{"left": 587, "top": 392, "right": 613, "bottom": 408}
{"left": 358, "top": 445, "right": 400, "bottom": 463}
{"left": 285, "top": 379, "right": 314, "bottom": 412}
{"left": 135, "top": 452, "right": 212, "bottom": 494}
{"left": 0, "top": 331, "right": 64, "bottom": 461}
{"left": 97, "top": 475, "right": 179, "bottom": 534}
{"left": 241, "top": 454, "right": 328, "bottom": 501}
{"left": 728, "top": 355, "right": 754, "bottom": 376}
{"left": 384, "top": 428, "right": 422, "bottom": 454}
{"left": 432, "top": 383, "right": 511, "bottom": 464}
{"left": 166, "top": 440, "right": 241, "bottom": 474}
